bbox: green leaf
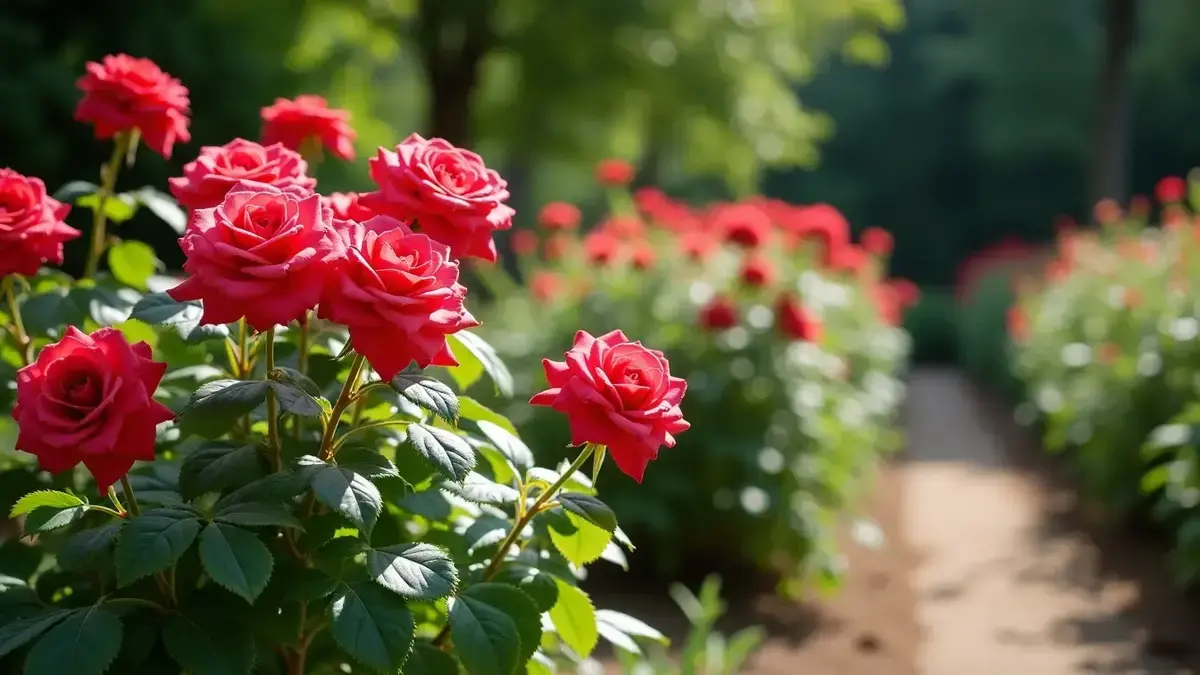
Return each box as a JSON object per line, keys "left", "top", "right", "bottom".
{"left": 406, "top": 423, "right": 476, "bottom": 482}
{"left": 52, "top": 180, "right": 99, "bottom": 203}
{"left": 284, "top": 568, "right": 340, "bottom": 602}
{"left": 557, "top": 493, "right": 617, "bottom": 532}
{"left": 58, "top": 523, "right": 121, "bottom": 572}
{"left": 133, "top": 187, "right": 187, "bottom": 234}
{"left": 475, "top": 420, "right": 534, "bottom": 471}
{"left": 493, "top": 566, "right": 558, "bottom": 613}
{"left": 548, "top": 580, "right": 598, "bottom": 659}
{"left": 449, "top": 583, "right": 541, "bottom": 675}
{"left": 199, "top": 522, "right": 273, "bottom": 603}
{"left": 215, "top": 472, "right": 309, "bottom": 509}
{"left": 25, "top": 504, "right": 90, "bottom": 533}
{"left": 447, "top": 331, "right": 514, "bottom": 397}
{"left": 548, "top": 511, "right": 611, "bottom": 566}
{"left": 595, "top": 610, "right": 667, "bottom": 645}
{"left": 0, "top": 609, "right": 70, "bottom": 660}
{"left": 366, "top": 543, "right": 457, "bottom": 600}
{"left": 329, "top": 581, "right": 415, "bottom": 673}
{"left": 107, "top": 240, "right": 159, "bottom": 291}
{"left": 179, "top": 444, "right": 265, "bottom": 500}
{"left": 274, "top": 367, "right": 321, "bottom": 397}
{"left": 9, "top": 490, "right": 83, "bottom": 517}
{"left": 213, "top": 501, "right": 302, "bottom": 529}
{"left": 162, "top": 614, "right": 256, "bottom": 675}
{"left": 24, "top": 606, "right": 122, "bottom": 675}
{"left": 449, "top": 472, "right": 519, "bottom": 505}
{"left": 18, "top": 286, "right": 87, "bottom": 337}
{"left": 311, "top": 466, "right": 382, "bottom": 535}
{"left": 115, "top": 507, "right": 201, "bottom": 586}
{"left": 336, "top": 447, "right": 400, "bottom": 479}
{"left": 178, "top": 380, "right": 270, "bottom": 438}
{"left": 405, "top": 641, "right": 459, "bottom": 675}
{"left": 458, "top": 397, "right": 519, "bottom": 435}
{"left": 77, "top": 192, "right": 137, "bottom": 223}
{"left": 268, "top": 381, "right": 324, "bottom": 417}
{"left": 129, "top": 291, "right": 229, "bottom": 342}
{"left": 391, "top": 371, "right": 459, "bottom": 423}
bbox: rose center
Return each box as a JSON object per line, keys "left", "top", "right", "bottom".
{"left": 434, "top": 161, "right": 473, "bottom": 195}
{"left": 62, "top": 372, "right": 101, "bottom": 407}
{"left": 243, "top": 203, "right": 284, "bottom": 236}
{"left": 224, "top": 150, "right": 265, "bottom": 175}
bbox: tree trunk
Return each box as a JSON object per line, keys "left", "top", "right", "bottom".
{"left": 416, "top": 0, "right": 493, "bottom": 147}
{"left": 1089, "top": 0, "right": 1137, "bottom": 209}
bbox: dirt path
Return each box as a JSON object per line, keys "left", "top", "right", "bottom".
{"left": 903, "top": 367, "right": 1191, "bottom": 675}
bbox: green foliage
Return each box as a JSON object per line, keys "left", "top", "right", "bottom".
{"left": 902, "top": 287, "right": 957, "bottom": 364}
{"left": 958, "top": 269, "right": 1023, "bottom": 399}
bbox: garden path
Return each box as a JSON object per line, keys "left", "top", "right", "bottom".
{"left": 902, "top": 367, "right": 1187, "bottom": 675}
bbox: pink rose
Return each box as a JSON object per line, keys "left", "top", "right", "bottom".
{"left": 169, "top": 139, "right": 316, "bottom": 212}
{"left": 319, "top": 216, "right": 479, "bottom": 381}
{"left": 531, "top": 330, "right": 690, "bottom": 482}
{"left": 359, "top": 134, "right": 514, "bottom": 262}
{"left": 261, "top": 95, "right": 357, "bottom": 161}
{"left": 323, "top": 192, "right": 377, "bottom": 223}
{"left": 13, "top": 327, "right": 174, "bottom": 491}
{"left": 0, "top": 169, "right": 80, "bottom": 278}
{"left": 74, "top": 54, "right": 191, "bottom": 158}
{"left": 168, "top": 181, "right": 344, "bottom": 331}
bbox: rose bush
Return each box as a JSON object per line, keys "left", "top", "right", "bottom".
{"left": 1008, "top": 177, "right": 1200, "bottom": 586}
{"left": 0, "top": 54, "right": 687, "bottom": 675}
{"left": 471, "top": 171, "right": 913, "bottom": 594}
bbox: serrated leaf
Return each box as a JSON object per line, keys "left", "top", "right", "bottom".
{"left": 162, "top": 614, "right": 256, "bottom": 675}
{"left": 178, "top": 380, "right": 270, "bottom": 438}
{"left": 449, "top": 472, "right": 519, "bottom": 505}
{"left": 58, "top": 523, "right": 121, "bottom": 572}
{"left": 311, "top": 466, "right": 382, "bottom": 535}
{"left": 284, "top": 568, "right": 340, "bottom": 602}
{"left": 107, "top": 240, "right": 159, "bottom": 291}
{"left": 494, "top": 566, "right": 558, "bottom": 613}
{"left": 24, "top": 606, "right": 122, "bottom": 675}
{"left": 557, "top": 493, "right": 617, "bottom": 532}
{"left": 134, "top": 187, "right": 187, "bottom": 234}
{"left": 391, "top": 372, "right": 459, "bottom": 423}
{"left": 329, "top": 581, "right": 415, "bottom": 673}
{"left": 476, "top": 420, "right": 534, "bottom": 470}
{"left": 9, "top": 490, "right": 83, "bottom": 517}
{"left": 0, "top": 609, "right": 70, "bottom": 659}
{"left": 447, "top": 331, "right": 514, "bottom": 397}
{"left": 458, "top": 397, "right": 519, "bottom": 435}
{"left": 366, "top": 543, "right": 457, "bottom": 600}
{"left": 25, "top": 504, "right": 90, "bottom": 533}
{"left": 178, "top": 444, "right": 265, "bottom": 500}
{"left": 405, "top": 641, "right": 459, "bottom": 675}
{"left": 407, "top": 423, "right": 475, "bottom": 482}
{"left": 199, "top": 522, "right": 273, "bottom": 603}
{"left": 548, "top": 511, "right": 611, "bottom": 566}
{"left": 78, "top": 192, "right": 137, "bottom": 222}
{"left": 268, "top": 380, "right": 324, "bottom": 417}
{"left": 115, "top": 507, "right": 201, "bottom": 586}
{"left": 449, "top": 583, "right": 541, "bottom": 675}
{"left": 549, "top": 579, "right": 598, "bottom": 659}
{"left": 215, "top": 472, "right": 309, "bottom": 509}
{"left": 129, "top": 291, "right": 228, "bottom": 342}
{"left": 274, "top": 367, "right": 321, "bottom": 396}
{"left": 213, "top": 501, "right": 302, "bottom": 529}
{"left": 336, "top": 447, "right": 400, "bottom": 479}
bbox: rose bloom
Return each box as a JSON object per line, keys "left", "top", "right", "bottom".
{"left": 679, "top": 230, "right": 718, "bottom": 262}
{"left": 739, "top": 254, "right": 775, "bottom": 287}
{"left": 584, "top": 230, "right": 620, "bottom": 266}
{"left": 319, "top": 216, "right": 478, "bottom": 381}
{"left": 595, "top": 158, "right": 635, "bottom": 187}
{"left": 360, "top": 134, "right": 514, "bottom": 262}
{"left": 871, "top": 285, "right": 903, "bottom": 326}
{"left": 787, "top": 204, "right": 851, "bottom": 265}
{"left": 530, "top": 271, "right": 563, "bottom": 304}
{"left": 531, "top": 330, "right": 689, "bottom": 482}
{"left": 713, "top": 202, "right": 772, "bottom": 248}
{"left": 860, "top": 227, "right": 894, "bottom": 257}
{"left": 13, "top": 327, "right": 174, "bottom": 491}
{"left": 169, "top": 139, "right": 315, "bottom": 212}
{"left": 699, "top": 296, "right": 738, "bottom": 331}
{"left": 544, "top": 233, "right": 574, "bottom": 261}
{"left": 168, "top": 181, "right": 344, "bottom": 332}
{"left": 261, "top": 95, "right": 357, "bottom": 161}
{"left": 74, "top": 54, "right": 191, "bottom": 158}
{"left": 629, "top": 241, "right": 656, "bottom": 270}
{"left": 0, "top": 169, "right": 80, "bottom": 278}
{"left": 511, "top": 229, "right": 539, "bottom": 257}
{"left": 1006, "top": 307, "right": 1029, "bottom": 343}
{"left": 1093, "top": 198, "right": 1122, "bottom": 224}
{"left": 828, "top": 244, "right": 868, "bottom": 274}
{"left": 777, "top": 294, "right": 821, "bottom": 342}
{"left": 1156, "top": 176, "right": 1187, "bottom": 204}
{"left": 538, "top": 202, "right": 582, "bottom": 231}
{"left": 633, "top": 187, "right": 670, "bottom": 219}
{"left": 324, "top": 192, "right": 377, "bottom": 222}
{"left": 601, "top": 215, "right": 644, "bottom": 240}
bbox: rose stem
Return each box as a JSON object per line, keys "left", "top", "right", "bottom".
{"left": 119, "top": 475, "right": 141, "bottom": 517}
{"left": 264, "top": 327, "right": 282, "bottom": 472}
{"left": 433, "top": 443, "right": 599, "bottom": 649}
{"left": 318, "top": 354, "right": 367, "bottom": 462}
{"left": 82, "top": 133, "right": 129, "bottom": 280}
{"left": 293, "top": 313, "right": 310, "bottom": 441}
{"left": 2, "top": 276, "right": 32, "bottom": 365}
{"left": 105, "top": 486, "right": 127, "bottom": 517}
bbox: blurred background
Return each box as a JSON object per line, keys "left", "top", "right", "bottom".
{"left": 6, "top": 0, "right": 1198, "bottom": 288}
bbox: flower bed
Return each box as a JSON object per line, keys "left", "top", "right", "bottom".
{"left": 1008, "top": 179, "right": 1200, "bottom": 585}
{"left": 471, "top": 174, "right": 915, "bottom": 595}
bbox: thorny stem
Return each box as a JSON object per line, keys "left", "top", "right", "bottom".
{"left": 433, "top": 443, "right": 599, "bottom": 649}
{"left": 293, "top": 314, "right": 311, "bottom": 441}
{"left": 264, "top": 328, "right": 281, "bottom": 471}
{"left": 82, "top": 135, "right": 129, "bottom": 280}
{"left": 2, "top": 276, "right": 32, "bottom": 365}
{"left": 119, "top": 475, "right": 140, "bottom": 517}
{"left": 318, "top": 354, "right": 367, "bottom": 461}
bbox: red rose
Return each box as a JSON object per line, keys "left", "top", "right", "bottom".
{"left": 169, "top": 139, "right": 315, "bottom": 212}
{"left": 1094, "top": 198, "right": 1121, "bottom": 223}
{"left": 538, "top": 202, "right": 582, "bottom": 231}
{"left": 512, "top": 229, "right": 539, "bottom": 257}
{"left": 787, "top": 204, "right": 850, "bottom": 265}
{"left": 261, "top": 95, "right": 357, "bottom": 161}
{"left": 860, "top": 227, "right": 894, "bottom": 257}
{"left": 324, "top": 192, "right": 377, "bottom": 223}
{"left": 633, "top": 188, "right": 669, "bottom": 219}
{"left": 544, "top": 233, "right": 573, "bottom": 261}
{"left": 715, "top": 202, "right": 772, "bottom": 248}
{"left": 360, "top": 134, "right": 514, "bottom": 262}
{"left": 629, "top": 241, "right": 656, "bottom": 270}
{"left": 0, "top": 169, "right": 80, "bottom": 278}
{"left": 530, "top": 271, "right": 563, "bottom": 304}
{"left": 1156, "top": 176, "right": 1187, "bottom": 204}
{"left": 679, "top": 230, "right": 718, "bottom": 262}
{"left": 531, "top": 330, "right": 689, "bottom": 482}
{"left": 74, "top": 54, "right": 191, "bottom": 158}
{"left": 777, "top": 295, "right": 821, "bottom": 342}
{"left": 829, "top": 245, "right": 868, "bottom": 274}
{"left": 319, "top": 216, "right": 479, "bottom": 381}
{"left": 739, "top": 254, "right": 775, "bottom": 287}
{"left": 699, "top": 296, "right": 738, "bottom": 331}
{"left": 168, "top": 181, "right": 343, "bottom": 332}
{"left": 595, "top": 159, "right": 635, "bottom": 187}
{"left": 584, "top": 230, "right": 620, "bottom": 265}
{"left": 600, "top": 216, "right": 644, "bottom": 240}
{"left": 13, "top": 327, "right": 174, "bottom": 491}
